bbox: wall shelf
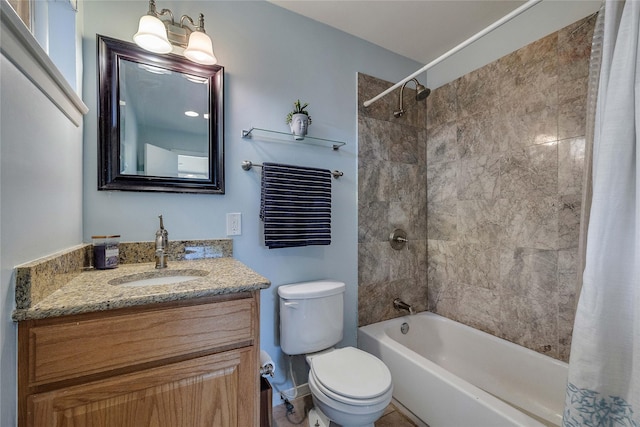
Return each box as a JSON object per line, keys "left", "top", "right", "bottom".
{"left": 241, "top": 127, "right": 346, "bottom": 150}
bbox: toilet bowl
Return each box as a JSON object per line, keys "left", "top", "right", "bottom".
{"left": 278, "top": 281, "right": 393, "bottom": 427}
{"left": 306, "top": 347, "right": 393, "bottom": 427}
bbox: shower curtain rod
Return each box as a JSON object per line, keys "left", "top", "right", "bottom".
{"left": 363, "top": 0, "right": 543, "bottom": 108}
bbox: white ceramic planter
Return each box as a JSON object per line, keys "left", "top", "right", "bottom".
{"left": 289, "top": 113, "right": 309, "bottom": 140}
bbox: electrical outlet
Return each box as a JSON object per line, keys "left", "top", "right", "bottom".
{"left": 226, "top": 213, "right": 241, "bottom": 236}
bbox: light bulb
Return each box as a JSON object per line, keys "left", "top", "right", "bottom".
{"left": 134, "top": 15, "right": 171, "bottom": 54}
{"left": 184, "top": 31, "right": 217, "bottom": 65}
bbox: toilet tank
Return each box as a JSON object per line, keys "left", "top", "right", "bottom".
{"left": 278, "top": 281, "right": 345, "bottom": 355}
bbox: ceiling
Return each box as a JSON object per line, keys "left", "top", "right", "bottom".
{"left": 268, "top": 0, "right": 529, "bottom": 65}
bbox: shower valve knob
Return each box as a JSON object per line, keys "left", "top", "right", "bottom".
{"left": 389, "top": 229, "right": 408, "bottom": 250}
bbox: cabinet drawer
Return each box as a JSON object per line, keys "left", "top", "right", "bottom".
{"left": 27, "top": 298, "right": 254, "bottom": 386}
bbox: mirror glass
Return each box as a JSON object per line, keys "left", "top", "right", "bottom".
{"left": 119, "top": 60, "right": 210, "bottom": 179}
{"left": 98, "top": 35, "right": 224, "bottom": 193}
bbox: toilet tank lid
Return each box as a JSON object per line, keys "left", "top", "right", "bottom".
{"left": 278, "top": 280, "right": 345, "bottom": 299}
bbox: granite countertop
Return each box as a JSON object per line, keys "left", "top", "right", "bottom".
{"left": 13, "top": 258, "right": 270, "bottom": 322}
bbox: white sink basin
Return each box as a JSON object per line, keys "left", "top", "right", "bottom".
{"left": 119, "top": 275, "right": 203, "bottom": 287}
{"left": 109, "top": 270, "right": 209, "bottom": 288}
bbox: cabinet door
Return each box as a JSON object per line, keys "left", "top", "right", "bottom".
{"left": 28, "top": 347, "right": 256, "bottom": 427}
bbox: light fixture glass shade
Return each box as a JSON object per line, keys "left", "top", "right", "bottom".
{"left": 183, "top": 31, "right": 217, "bottom": 65}
{"left": 134, "top": 15, "right": 172, "bottom": 54}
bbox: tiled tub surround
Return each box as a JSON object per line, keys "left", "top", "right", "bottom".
{"left": 426, "top": 16, "right": 594, "bottom": 361}
{"left": 357, "top": 15, "right": 594, "bottom": 362}
{"left": 357, "top": 73, "right": 428, "bottom": 326}
{"left": 12, "top": 239, "right": 269, "bottom": 321}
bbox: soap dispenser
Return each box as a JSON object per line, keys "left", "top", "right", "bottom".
{"left": 155, "top": 215, "right": 169, "bottom": 269}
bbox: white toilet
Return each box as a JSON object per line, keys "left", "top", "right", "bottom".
{"left": 278, "top": 280, "right": 393, "bottom": 427}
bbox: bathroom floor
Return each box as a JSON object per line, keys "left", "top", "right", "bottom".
{"left": 272, "top": 395, "right": 419, "bottom": 427}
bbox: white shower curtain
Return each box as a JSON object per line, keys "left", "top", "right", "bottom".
{"left": 563, "top": 1, "right": 640, "bottom": 426}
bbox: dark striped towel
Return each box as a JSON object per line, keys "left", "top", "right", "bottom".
{"left": 260, "top": 162, "right": 332, "bottom": 249}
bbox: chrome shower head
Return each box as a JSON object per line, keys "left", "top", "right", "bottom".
{"left": 415, "top": 83, "right": 431, "bottom": 101}
{"left": 394, "top": 78, "right": 430, "bottom": 118}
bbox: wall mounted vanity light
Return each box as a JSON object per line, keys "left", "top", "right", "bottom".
{"left": 133, "top": 0, "right": 217, "bottom": 65}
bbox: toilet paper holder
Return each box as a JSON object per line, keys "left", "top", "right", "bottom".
{"left": 259, "top": 350, "right": 275, "bottom": 377}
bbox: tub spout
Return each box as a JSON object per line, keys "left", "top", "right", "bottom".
{"left": 393, "top": 298, "right": 414, "bottom": 315}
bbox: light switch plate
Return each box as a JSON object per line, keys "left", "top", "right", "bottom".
{"left": 226, "top": 213, "right": 241, "bottom": 236}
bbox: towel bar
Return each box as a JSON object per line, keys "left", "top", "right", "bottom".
{"left": 242, "top": 160, "right": 343, "bottom": 179}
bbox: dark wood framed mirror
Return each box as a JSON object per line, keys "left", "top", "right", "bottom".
{"left": 97, "top": 34, "right": 224, "bottom": 193}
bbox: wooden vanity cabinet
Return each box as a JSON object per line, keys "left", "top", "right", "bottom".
{"left": 18, "top": 292, "right": 260, "bottom": 427}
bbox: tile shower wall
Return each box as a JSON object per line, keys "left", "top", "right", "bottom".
{"left": 357, "top": 15, "right": 594, "bottom": 362}
{"left": 426, "top": 16, "right": 594, "bottom": 361}
{"left": 357, "top": 73, "right": 428, "bottom": 326}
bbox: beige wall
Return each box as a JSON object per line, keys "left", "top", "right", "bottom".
{"left": 358, "top": 15, "right": 595, "bottom": 362}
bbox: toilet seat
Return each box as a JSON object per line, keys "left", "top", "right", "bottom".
{"left": 310, "top": 347, "right": 392, "bottom": 404}
{"left": 309, "top": 370, "right": 392, "bottom": 407}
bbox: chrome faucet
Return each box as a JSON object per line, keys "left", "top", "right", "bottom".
{"left": 155, "top": 215, "right": 169, "bottom": 269}
{"left": 393, "top": 298, "right": 414, "bottom": 315}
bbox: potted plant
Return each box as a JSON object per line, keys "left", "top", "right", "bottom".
{"left": 286, "top": 100, "right": 312, "bottom": 140}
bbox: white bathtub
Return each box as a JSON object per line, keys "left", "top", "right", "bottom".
{"left": 358, "top": 312, "right": 568, "bottom": 427}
